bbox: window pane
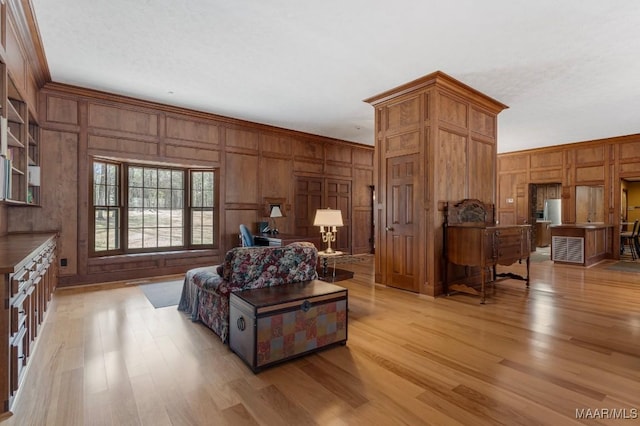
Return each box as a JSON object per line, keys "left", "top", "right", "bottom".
{"left": 192, "top": 226, "right": 201, "bottom": 245}
{"left": 95, "top": 208, "right": 108, "bottom": 229}
{"left": 158, "top": 209, "right": 171, "bottom": 227}
{"left": 143, "top": 188, "right": 157, "bottom": 208}
{"left": 172, "top": 209, "right": 183, "bottom": 227}
{"left": 94, "top": 163, "right": 106, "bottom": 185}
{"left": 201, "top": 226, "right": 214, "bottom": 245}
{"left": 158, "top": 189, "right": 172, "bottom": 208}
{"left": 158, "top": 169, "right": 172, "bottom": 189}
{"left": 129, "top": 187, "right": 143, "bottom": 207}
{"left": 107, "top": 185, "right": 118, "bottom": 206}
{"left": 144, "top": 210, "right": 157, "bottom": 227}
{"left": 107, "top": 164, "right": 118, "bottom": 185}
{"left": 143, "top": 228, "right": 158, "bottom": 248}
{"left": 144, "top": 168, "right": 157, "bottom": 187}
{"left": 129, "top": 167, "right": 143, "bottom": 187}
{"left": 201, "top": 210, "right": 213, "bottom": 226}
{"left": 171, "top": 229, "right": 183, "bottom": 246}
{"left": 128, "top": 229, "right": 143, "bottom": 248}
{"left": 172, "top": 170, "right": 183, "bottom": 189}
{"left": 94, "top": 184, "right": 106, "bottom": 205}
{"left": 158, "top": 228, "right": 171, "bottom": 247}
{"left": 172, "top": 190, "right": 184, "bottom": 208}
{"left": 108, "top": 226, "right": 119, "bottom": 250}
{"left": 129, "top": 208, "right": 143, "bottom": 228}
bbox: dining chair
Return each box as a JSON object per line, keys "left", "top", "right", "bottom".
{"left": 620, "top": 219, "right": 639, "bottom": 260}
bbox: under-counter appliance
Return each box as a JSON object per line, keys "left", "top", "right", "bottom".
{"left": 543, "top": 199, "right": 562, "bottom": 225}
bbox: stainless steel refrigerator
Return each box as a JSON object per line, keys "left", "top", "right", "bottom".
{"left": 543, "top": 199, "right": 562, "bottom": 225}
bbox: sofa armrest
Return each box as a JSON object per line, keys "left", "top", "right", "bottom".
{"left": 191, "top": 267, "right": 226, "bottom": 293}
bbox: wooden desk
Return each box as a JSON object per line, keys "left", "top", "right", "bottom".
{"left": 254, "top": 233, "right": 317, "bottom": 247}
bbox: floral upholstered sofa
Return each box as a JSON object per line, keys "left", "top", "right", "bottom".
{"left": 178, "top": 242, "right": 318, "bottom": 342}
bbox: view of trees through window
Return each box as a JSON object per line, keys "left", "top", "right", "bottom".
{"left": 128, "top": 166, "right": 185, "bottom": 249}
{"left": 93, "top": 160, "right": 215, "bottom": 254}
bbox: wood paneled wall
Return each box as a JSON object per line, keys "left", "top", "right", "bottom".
{"left": 6, "top": 83, "right": 373, "bottom": 286}
{"left": 497, "top": 133, "right": 640, "bottom": 255}
{"left": 366, "top": 71, "right": 507, "bottom": 297}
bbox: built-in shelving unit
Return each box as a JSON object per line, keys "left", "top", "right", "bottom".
{"left": 0, "top": 63, "right": 40, "bottom": 206}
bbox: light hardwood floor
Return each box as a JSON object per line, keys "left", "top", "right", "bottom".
{"left": 3, "top": 256, "right": 640, "bottom": 425}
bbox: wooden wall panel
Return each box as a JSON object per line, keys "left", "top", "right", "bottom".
{"left": 436, "top": 130, "right": 466, "bottom": 201}
{"left": 225, "top": 128, "right": 259, "bottom": 151}
{"left": 353, "top": 168, "right": 374, "bottom": 207}
{"left": 353, "top": 148, "right": 374, "bottom": 167}
{"left": 325, "top": 163, "right": 352, "bottom": 177}
{"left": 619, "top": 162, "right": 640, "bottom": 175}
{"left": 439, "top": 94, "right": 467, "bottom": 129}
{"left": 619, "top": 141, "right": 640, "bottom": 161}
{"left": 575, "top": 165, "right": 605, "bottom": 183}
{"left": 352, "top": 209, "right": 372, "bottom": 254}
{"left": 225, "top": 153, "right": 259, "bottom": 203}
{"left": 470, "top": 107, "right": 496, "bottom": 139}
{"left": 530, "top": 151, "right": 563, "bottom": 169}
{"left": 164, "top": 144, "right": 220, "bottom": 164}
{"left": 294, "top": 139, "right": 323, "bottom": 160}
{"left": 165, "top": 116, "right": 219, "bottom": 144}
{"left": 498, "top": 173, "right": 517, "bottom": 210}
{"left": 45, "top": 95, "right": 79, "bottom": 125}
{"left": 469, "top": 140, "right": 495, "bottom": 202}
{"left": 261, "top": 134, "right": 292, "bottom": 156}
{"left": 386, "top": 131, "right": 420, "bottom": 154}
{"left": 576, "top": 145, "right": 605, "bottom": 164}
{"left": 498, "top": 155, "right": 528, "bottom": 172}
{"left": 294, "top": 160, "right": 324, "bottom": 174}
{"left": 385, "top": 95, "right": 421, "bottom": 130}
{"left": 88, "top": 135, "right": 159, "bottom": 156}
{"left": 88, "top": 104, "right": 158, "bottom": 136}
{"left": 326, "top": 144, "right": 352, "bottom": 164}
{"left": 260, "top": 157, "right": 292, "bottom": 218}
{"left": 530, "top": 169, "right": 563, "bottom": 181}
{"left": 5, "top": 20, "right": 26, "bottom": 94}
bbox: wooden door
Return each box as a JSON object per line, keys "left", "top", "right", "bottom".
{"left": 385, "top": 154, "right": 419, "bottom": 292}
{"left": 295, "top": 177, "right": 324, "bottom": 237}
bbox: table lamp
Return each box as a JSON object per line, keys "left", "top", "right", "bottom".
{"left": 313, "top": 208, "right": 343, "bottom": 253}
{"left": 268, "top": 205, "right": 283, "bottom": 234}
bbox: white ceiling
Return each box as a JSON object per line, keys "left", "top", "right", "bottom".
{"left": 31, "top": 0, "right": 640, "bottom": 153}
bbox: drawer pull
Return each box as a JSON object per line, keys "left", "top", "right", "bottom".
{"left": 236, "top": 316, "right": 246, "bottom": 331}
{"left": 301, "top": 300, "right": 311, "bottom": 312}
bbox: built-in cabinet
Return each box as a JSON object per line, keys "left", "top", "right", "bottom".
{"left": 535, "top": 183, "right": 561, "bottom": 211}
{"left": 1, "top": 68, "right": 41, "bottom": 206}
{"left": 0, "top": 233, "right": 57, "bottom": 417}
{"left": 365, "top": 71, "right": 507, "bottom": 297}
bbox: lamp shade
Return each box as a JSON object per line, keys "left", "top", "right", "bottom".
{"left": 270, "top": 205, "right": 283, "bottom": 218}
{"left": 313, "top": 208, "right": 343, "bottom": 226}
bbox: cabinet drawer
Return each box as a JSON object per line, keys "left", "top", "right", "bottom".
{"left": 10, "top": 300, "right": 27, "bottom": 337}
{"left": 10, "top": 326, "right": 28, "bottom": 395}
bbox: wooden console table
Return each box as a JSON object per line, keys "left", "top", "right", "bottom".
{"left": 444, "top": 199, "right": 531, "bottom": 303}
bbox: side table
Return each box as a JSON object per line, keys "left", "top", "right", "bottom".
{"left": 317, "top": 251, "right": 355, "bottom": 282}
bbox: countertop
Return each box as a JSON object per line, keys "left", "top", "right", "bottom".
{"left": 550, "top": 223, "right": 614, "bottom": 229}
